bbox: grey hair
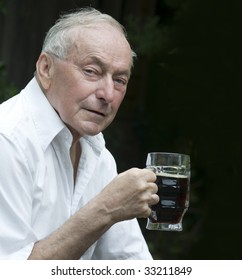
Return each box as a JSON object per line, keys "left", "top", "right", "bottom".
{"left": 42, "top": 7, "right": 136, "bottom": 62}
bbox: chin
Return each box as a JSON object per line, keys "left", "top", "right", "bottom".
{"left": 85, "top": 130, "right": 101, "bottom": 136}
{"left": 73, "top": 119, "right": 111, "bottom": 138}
{"left": 80, "top": 125, "right": 103, "bottom": 137}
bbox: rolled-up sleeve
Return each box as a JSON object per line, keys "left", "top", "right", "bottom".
{"left": 91, "top": 219, "right": 153, "bottom": 260}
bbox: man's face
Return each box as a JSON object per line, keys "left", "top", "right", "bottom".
{"left": 40, "top": 24, "right": 132, "bottom": 140}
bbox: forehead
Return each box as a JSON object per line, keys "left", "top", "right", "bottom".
{"left": 67, "top": 24, "right": 133, "bottom": 70}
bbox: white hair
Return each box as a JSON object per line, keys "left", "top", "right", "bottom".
{"left": 42, "top": 7, "right": 136, "bottom": 62}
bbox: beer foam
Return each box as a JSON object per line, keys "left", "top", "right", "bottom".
{"left": 156, "top": 171, "right": 188, "bottom": 178}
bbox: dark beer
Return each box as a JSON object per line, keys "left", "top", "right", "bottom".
{"left": 150, "top": 173, "right": 189, "bottom": 224}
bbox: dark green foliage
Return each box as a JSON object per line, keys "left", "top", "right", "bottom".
{"left": 122, "top": 0, "right": 242, "bottom": 259}
{"left": 0, "top": 62, "right": 18, "bottom": 103}
{"left": 0, "top": 0, "right": 6, "bottom": 14}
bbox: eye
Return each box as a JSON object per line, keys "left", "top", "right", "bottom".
{"left": 114, "top": 77, "right": 128, "bottom": 87}
{"left": 84, "top": 68, "right": 97, "bottom": 76}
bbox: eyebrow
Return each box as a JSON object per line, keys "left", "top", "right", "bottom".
{"left": 86, "top": 56, "right": 131, "bottom": 79}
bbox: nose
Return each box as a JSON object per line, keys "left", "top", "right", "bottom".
{"left": 95, "top": 76, "right": 115, "bottom": 103}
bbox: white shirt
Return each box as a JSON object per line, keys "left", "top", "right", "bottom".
{"left": 0, "top": 78, "right": 152, "bottom": 260}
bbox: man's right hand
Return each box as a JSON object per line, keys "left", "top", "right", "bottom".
{"left": 98, "top": 168, "right": 159, "bottom": 223}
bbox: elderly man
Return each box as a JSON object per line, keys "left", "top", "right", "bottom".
{"left": 0, "top": 7, "right": 158, "bottom": 260}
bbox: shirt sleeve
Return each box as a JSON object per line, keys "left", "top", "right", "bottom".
{"left": 90, "top": 147, "right": 153, "bottom": 260}
{"left": 0, "top": 134, "right": 37, "bottom": 259}
{"left": 91, "top": 218, "right": 153, "bottom": 260}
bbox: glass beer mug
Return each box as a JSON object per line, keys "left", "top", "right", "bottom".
{"left": 146, "top": 152, "right": 191, "bottom": 231}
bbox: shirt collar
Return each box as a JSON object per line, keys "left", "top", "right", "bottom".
{"left": 82, "top": 133, "right": 105, "bottom": 155}
{"left": 24, "top": 77, "right": 67, "bottom": 151}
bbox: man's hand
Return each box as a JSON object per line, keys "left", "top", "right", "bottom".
{"left": 98, "top": 168, "right": 159, "bottom": 223}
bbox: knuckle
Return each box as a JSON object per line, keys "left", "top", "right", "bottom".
{"left": 127, "top": 168, "right": 141, "bottom": 179}
{"left": 150, "top": 172, "right": 157, "bottom": 182}
{"left": 154, "top": 194, "right": 160, "bottom": 204}
{"left": 130, "top": 167, "right": 140, "bottom": 174}
{"left": 154, "top": 183, "right": 158, "bottom": 192}
{"left": 143, "top": 207, "right": 151, "bottom": 218}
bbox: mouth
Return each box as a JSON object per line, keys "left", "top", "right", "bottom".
{"left": 86, "top": 109, "right": 106, "bottom": 117}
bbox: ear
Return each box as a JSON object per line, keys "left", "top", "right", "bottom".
{"left": 35, "top": 53, "right": 54, "bottom": 90}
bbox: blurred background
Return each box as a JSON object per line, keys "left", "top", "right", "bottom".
{"left": 1, "top": 0, "right": 242, "bottom": 259}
